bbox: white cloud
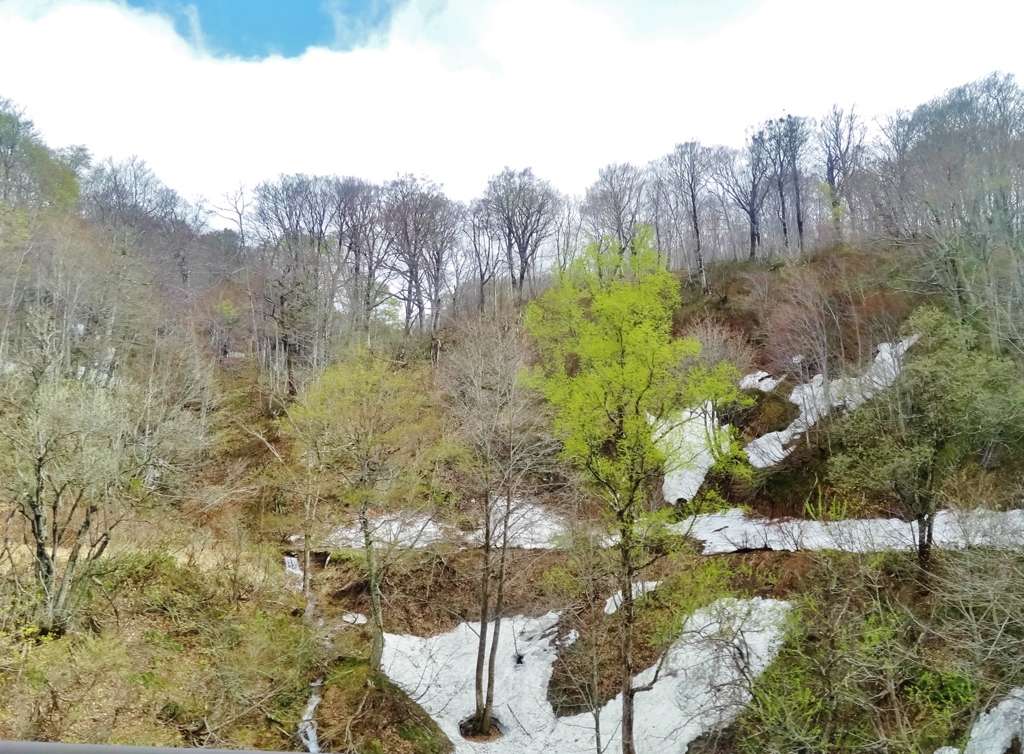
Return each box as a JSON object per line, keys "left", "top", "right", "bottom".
{"left": 1, "top": 0, "right": 1022, "bottom": 214}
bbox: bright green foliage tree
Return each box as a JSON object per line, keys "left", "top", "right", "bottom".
{"left": 830, "top": 306, "right": 1024, "bottom": 569}
{"left": 525, "top": 229, "right": 747, "bottom": 754}
{"left": 284, "top": 349, "right": 434, "bottom": 671}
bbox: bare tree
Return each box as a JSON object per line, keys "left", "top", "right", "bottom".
{"left": 714, "top": 134, "right": 771, "bottom": 260}
{"left": 582, "top": 162, "right": 648, "bottom": 253}
{"left": 0, "top": 356, "right": 204, "bottom": 632}
{"left": 553, "top": 194, "right": 584, "bottom": 271}
{"left": 782, "top": 115, "right": 813, "bottom": 252}
{"left": 819, "top": 105, "right": 866, "bottom": 241}
{"left": 439, "top": 314, "right": 557, "bottom": 736}
{"left": 483, "top": 168, "right": 560, "bottom": 300}
{"left": 334, "top": 177, "right": 395, "bottom": 337}
{"left": 249, "top": 174, "right": 348, "bottom": 394}
{"left": 656, "top": 142, "right": 715, "bottom": 290}
{"left": 462, "top": 199, "right": 501, "bottom": 314}
{"left": 213, "top": 183, "right": 250, "bottom": 253}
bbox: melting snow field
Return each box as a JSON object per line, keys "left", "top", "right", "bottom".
{"left": 305, "top": 337, "right": 1024, "bottom": 753}
{"left": 657, "top": 339, "right": 917, "bottom": 502}
{"left": 325, "top": 502, "right": 567, "bottom": 551}
{"left": 744, "top": 337, "right": 918, "bottom": 469}
{"left": 326, "top": 513, "right": 450, "bottom": 549}
{"left": 382, "top": 598, "right": 789, "bottom": 754}
{"left": 673, "top": 507, "right": 1024, "bottom": 555}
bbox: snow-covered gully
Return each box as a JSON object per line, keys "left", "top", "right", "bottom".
{"left": 383, "top": 597, "right": 789, "bottom": 754}
{"left": 662, "top": 338, "right": 919, "bottom": 504}
{"left": 743, "top": 337, "right": 918, "bottom": 470}
{"left": 675, "top": 506, "right": 1024, "bottom": 555}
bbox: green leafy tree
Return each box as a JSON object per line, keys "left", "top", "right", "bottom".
{"left": 525, "top": 229, "right": 746, "bottom": 754}
{"left": 830, "top": 306, "right": 1024, "bottom": 569}
{"left": 284, "top": 349, "right": 434, "bottom": 671}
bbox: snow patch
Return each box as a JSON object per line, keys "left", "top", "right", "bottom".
{"left": 604, "top": 581, "right": 662, "bottom": 615}
{"left": 382, "top": 597, "right": 789, "bottom": 753}
{"left": 327, "top": 513, "right": 449, "bottom": 550}
{"left": 657, "top": 404, "right": 730, "bottom": 504}
{"left": 464, "top": 500, "right": 568, "bottom": 550}
{"left": 342, "top": 612, "right": 368, "bottom": 626}
{"left": 326, "top": 502, "right": 566, "bottom": 551}
{"left": 937, "top": 688, "right": 1024, "bottom": 754}
{"left": 745, "top": 337, "right": 918, "bottom": 469}
{"left": 673, "top": 507, "right": 1024, "bottom": 555}
{"left": 740, "top": 371, "right": 782, "bottom": 392}
{"left": 660, "top": 340, "right": 916, "bottom": 502}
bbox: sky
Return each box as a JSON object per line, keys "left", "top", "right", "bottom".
{"left": 1, "top": 0, "right": 1023, "bottom": 217}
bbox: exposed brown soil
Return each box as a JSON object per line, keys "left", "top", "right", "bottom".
{"left": 316, "top": 545, "right": 575, "bottom": 637}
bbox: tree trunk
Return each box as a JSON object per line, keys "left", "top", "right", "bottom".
{"left": 283, "top": 333, "right": 297, "bottom": 397}
{"left": 482, "top": 502, "right": 511, "bottom": 735}
{"left": 791, "top": 165, "right": 805, "bottom": 252}
{"left": 474, "top": 494, "right": 492, "bottom": 725}
{"left": 689, "top": 198, "right": 708, "bottom": 293}
{"left": 777, "top": 175, "right": 789, "bottom": 250}
{"left": 360, "top": 496, "right": 385, "bottom": 672}
{"left": 618, "top": 523, "right": 638, "bottom": 754}
{"left": 748, "top": 212, "right": 761, "bottom": 261}
{"left": 829, "top": 186, "right": 843, "bottom": 242}
{"left": 916, "top": 510, "right": 934, "bottom": 573}
{"left": 52, "top": 502, "right": 96, "bottom": 628}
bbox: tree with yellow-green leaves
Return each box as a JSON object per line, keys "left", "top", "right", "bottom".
{"left": 525, "top": 229, "right": 747, "bottom": 754}
{"left": 283, "top": 349, "right": 435, "bottom": 671}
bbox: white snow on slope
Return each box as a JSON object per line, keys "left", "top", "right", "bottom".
{"left": 327, "top": 513, "right": 450, "bottom": 549}
{"left": 658, "top": 339, "right": 917, "bottom": 503}
{"left": 745, "top": 337, "right": 918, "bottom": 469}
{"left": 935, "top": 688, "right": 1024, "bottom": 754}
{"left": 382, "top": 597, "right": 789, "bottom": 754}
{"left": 673, "top": 507, "right": 1024, "bottom": 555}
{"left": 739, "top": 371, "right": 782, "bottom": 392}
{"left": 325, "top": 502, "right": 567, "bottom": 551}
{"left": 657, "top": 404, "right": 731, "bottom": 504}
{"left": 604, "top": 582, "right": 662, "bottom": 615}
{"left": 464, "top": 501, "right": 569, "bottom": 550}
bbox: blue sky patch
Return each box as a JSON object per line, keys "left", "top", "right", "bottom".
{"left": 126, "top": 0, "right": 403, "bottom": 58}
